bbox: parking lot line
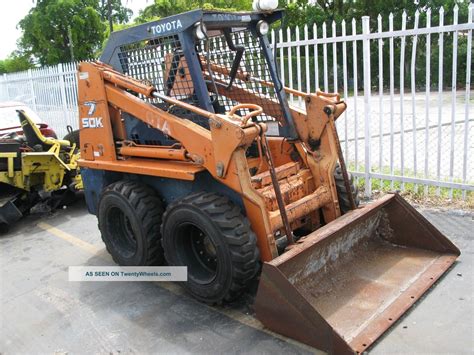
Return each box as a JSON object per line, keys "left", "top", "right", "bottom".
{"left": 37, "top": 222, "right": 102, "bottom": 256}
{"left": 36, "top": 221, "right": 316, "bottom": 353}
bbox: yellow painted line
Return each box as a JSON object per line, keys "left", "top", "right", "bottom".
{"left": 37, "top": 222, "right": 102, "bottom": 256}
{"left": 38, "top": 222, "right": 317, "bottom": 353}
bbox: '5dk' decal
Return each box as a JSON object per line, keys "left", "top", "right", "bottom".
{"left": 82, "top": 117, "right": 103, "bottom": 128}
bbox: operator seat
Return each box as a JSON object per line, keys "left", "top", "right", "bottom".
{"left": 17, "top": 110, "right": 70, "bottom": 151}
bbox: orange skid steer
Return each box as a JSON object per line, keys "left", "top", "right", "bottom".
{"left": 77, "top": 9, "right": 459, "bottom": 353}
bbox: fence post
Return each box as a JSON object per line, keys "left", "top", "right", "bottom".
{"left": 28, "top": 69, "right": 37, "bottom": 112}
{"left": 462, "top": 3, "right": 473, "bottom": 199}
{"left": 436, "top": 7, "right": 445, "bottom": 196}
{"left": 58, "top": 63, "right": 68, "bottom": 116}
{"left": 2, "top": 73, "right": 10, "bottom": 100}
{"left": 362, "top": 16, "right": 372, "bottom": 197}
{"left": 449, "top": 4, "right": 459, "bottom": 198}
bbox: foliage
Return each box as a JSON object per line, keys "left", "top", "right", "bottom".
{"left": 278, "top": 0, "right": 471, "bottom": 89}
{"left": 101, "top": 21, "right": 136, "bottom": 51}
{"left": 280, "top": 0, "right": 471, "bottom": 30}
{"left": 104, "top": 22, "right": 136, "bottom": 38}
{"left": 0, "top": 52, "right": 33, "bottom": 74}
{"left": 4, "top": 0, "right": 471, "bottom": 84}
{"left": 135, "top": 0, "right": 185, "bottom": 22}
{"left": 98, "top": 0, "right": 133, "bottom": 24}
{"left": 135, "top": 0, "right": 252, "bottom": 23}
{"left": 18, "top": 0, "right": 106, "bottom": 65}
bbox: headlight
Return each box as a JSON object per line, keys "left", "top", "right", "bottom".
{"left": 194, "top": 22, "right": 207, "bottom": 40}
{"left": 252, "top": 0, "right": 278, "bottom": 12}
{"left": 256, "top": 20, "right": 269, "bottom": 36}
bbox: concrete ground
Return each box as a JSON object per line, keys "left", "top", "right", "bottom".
{"left": 0, "top": 198, "right": 472, "bottom": 354}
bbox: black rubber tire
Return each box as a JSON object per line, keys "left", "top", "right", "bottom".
{"left": 98, "top": 180, "right": 165, "bottom": 265}
{"left": 334, "top": 165, "right": 360, "bottom": 214}
{"left": 0, "top": 222, "right": 10, "bottom": 235}
{"left": 161, "top": 192, "right": 260, "bottom": 304}
{"left": 63, "top": 130, "right": 80, "bottom": 148}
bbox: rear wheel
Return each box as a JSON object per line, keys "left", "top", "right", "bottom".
{"left": 0, "top": 223, "right": 9, "bottom": 234}
{"left": 98, "top": 181, "right": 165, "bottom": 265}
{"left": 334, "top": 165, "right": 360, "bottom": 214}
{"left": 161, "top": 192, "right": 260, "bottom": 304}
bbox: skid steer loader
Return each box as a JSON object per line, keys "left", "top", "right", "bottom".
{"left": 77, "top": 9, "right": 460, "bottom": 353}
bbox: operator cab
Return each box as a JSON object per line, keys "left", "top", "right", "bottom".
{"left": 101, "top": 9, "right": 296, "bottom": 145}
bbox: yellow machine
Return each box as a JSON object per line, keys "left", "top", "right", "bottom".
{"left": 0, "top": 110, "right": 81, "bottom": 232}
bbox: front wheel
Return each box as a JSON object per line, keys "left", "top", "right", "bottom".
{"left": 161, "top": 192, "right": 260, "bottom": 304}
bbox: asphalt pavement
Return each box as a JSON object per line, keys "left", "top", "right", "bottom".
{"left": 0, "top": 198, "right": 472, "bottom": 354}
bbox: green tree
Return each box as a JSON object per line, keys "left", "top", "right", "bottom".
{"left": 98, "top": 0, "right": 134, "bottom": 32}
{"left": 0, "top": 52, "right": 33, "bottom": 74}
{"left": 135, "top": 0, "right": 186, "bottom": 22}
{"left": 280, "top": 0, "right": 469, "bottom": 31}
{"left": 135, "top": 0, "right": 251, "bottom": 23}
{"left": 98, "top": 0, "right": 133, "bottom": 24}
{"left": 278, "top": 0, "right": 470, "bottom": 90}
{"left": 19, "top": 0, "right": 106, "bottom": 65}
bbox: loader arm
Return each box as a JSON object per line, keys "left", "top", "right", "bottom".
{"left": 79, "top": 62, "right": 248, "bottom": 181}
{"left": 78, "top": 61, "right": 285, "bottom": 259}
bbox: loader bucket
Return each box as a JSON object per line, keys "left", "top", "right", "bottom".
{"left": 255, "top": 193, "right": 460, "bottom": 354}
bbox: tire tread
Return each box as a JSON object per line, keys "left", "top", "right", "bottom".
{"left": 161, "top": 192, "right": 260, "bottom": 303}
